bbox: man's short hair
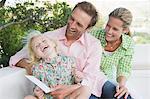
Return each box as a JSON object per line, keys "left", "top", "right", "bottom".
{"left": 73, "top": 1, "right": 98, "bottom": 28}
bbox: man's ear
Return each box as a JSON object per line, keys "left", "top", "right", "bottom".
{"left": 86, "top": 27, "right": 92, "bottom": 32}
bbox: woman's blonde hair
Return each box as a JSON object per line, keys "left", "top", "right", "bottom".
{"left": 109, "top": 7, "right": 133, "bottom": 36}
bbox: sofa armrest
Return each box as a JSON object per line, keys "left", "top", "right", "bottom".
{"left": 0, "top": 67, "right": 34, "bottom": 99}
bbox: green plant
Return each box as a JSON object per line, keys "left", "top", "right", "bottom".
{"left": 132, "top": 32, "right": 150, "bottom": 44}
{"left": 0, "top": 1, "right": 71, "bottom": 67}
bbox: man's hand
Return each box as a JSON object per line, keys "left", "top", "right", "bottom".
{"left": 69, "top": 85, "right": 91, "bottom": 99}
{"left": 50, "top": 84, "right": 81, "bottom": 99}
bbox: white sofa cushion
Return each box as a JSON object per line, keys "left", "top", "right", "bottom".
{"left": 0, "top": 67, "right": 34, "bottom": 99}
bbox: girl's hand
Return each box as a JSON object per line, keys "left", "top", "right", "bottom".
{"left": 74, "top": 69, "right": 84, "bottom": 83}
{"left": 34, "top": 86, "right": 44, "bottom": 99}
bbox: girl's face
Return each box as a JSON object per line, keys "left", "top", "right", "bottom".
{"left": 31, "top": 35, "right": 56, "bottom": 59}
{"left": 104, "top": 16, "right": 125, "bottom": 42}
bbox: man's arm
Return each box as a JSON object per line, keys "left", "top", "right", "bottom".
{"left": 9, "top": 46, "right": 32, "bottom": 74}
{"left": 9, "top": 46, "right": 29, "bottom": 66}
{"left": 50, "top": 40, "right": 106, "bottom": 98}
{"left": 80, "top": 40, "right": 105, "bottom": 89}
{"left": 16, "top": 59, "right": 32, "bottom": 75}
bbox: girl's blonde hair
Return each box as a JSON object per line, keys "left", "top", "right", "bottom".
{"left": 23, "top": 30, "right": 60, "bottom": 65}
{"left": 109, "top": 7, "right": 133, "bottom": 36}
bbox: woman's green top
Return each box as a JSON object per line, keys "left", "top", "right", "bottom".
{"left": 91, "top": 29, "right": 134, "bottom": 82}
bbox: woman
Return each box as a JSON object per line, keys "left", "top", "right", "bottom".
{"left": 92, "top": 7, "right": 134, "bottom": 99}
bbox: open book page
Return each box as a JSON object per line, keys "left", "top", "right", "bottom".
{"left": 25, "top": 75, "right": 56, "bottom": 93}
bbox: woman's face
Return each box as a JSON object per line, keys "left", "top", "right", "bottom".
{"left": 31, "top": 35, "right": 56, "bottom": 59}
{"left": 105, "top": 16, "right": 125, "bottom": 42}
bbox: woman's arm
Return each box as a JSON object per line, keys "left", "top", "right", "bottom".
{"left": 117, "top": 76, "right": 127, "bottom": 86}
{"left": 115, "top": 76, "right": 129, "bottom": 99}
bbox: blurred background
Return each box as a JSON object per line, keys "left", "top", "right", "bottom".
{"left": 0, "top": 0, "right": 150, "bottom": 67}
{"left": 0, "top": 0, "right": 150, "bottom": 98}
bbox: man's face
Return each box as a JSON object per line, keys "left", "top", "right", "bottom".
{"left": 66, "top": 7, "right": 92, "bottom": 40}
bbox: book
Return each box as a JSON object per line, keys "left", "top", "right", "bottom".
{"left": 25, "top": 75, "right": 56, "bottom": 93}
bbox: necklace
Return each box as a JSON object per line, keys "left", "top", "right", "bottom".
{"left": 110, "top": 46, "right": 114, "bottom": 49}
{"left": 109, "top": 42, "right": 117, "bottom": 49}
{"left": 106, "top": 39, "right": 121, "bottom": 50}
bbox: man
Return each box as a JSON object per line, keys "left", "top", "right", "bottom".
{"left": 10, "top": 1, "right": 130, "bottom": 99}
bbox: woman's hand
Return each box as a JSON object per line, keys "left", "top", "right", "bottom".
{"left": 114, "top": 84, "right": 129, "bottom": 99}
{"left": 115, "top": 76, "right": 130, "bottom": 99}
{"left": 34, "top": 86, "right": 44, "bottom": 99}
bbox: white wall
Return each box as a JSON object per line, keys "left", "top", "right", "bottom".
{"left": 127, "top": 70, "right": 150, "bottom": 99}
{"left": 133, "top": 44, "right": 150, "bottom": 69}
{"left": 125, "top": 44, "right": 150, "bottom": 99}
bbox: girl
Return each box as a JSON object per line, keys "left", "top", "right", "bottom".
{"left": 24, "top": 30, "right": 81, "bottom": 99}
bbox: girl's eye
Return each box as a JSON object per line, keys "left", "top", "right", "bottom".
{"left": 35, "top": 44, "right": 40, "bottom": 48}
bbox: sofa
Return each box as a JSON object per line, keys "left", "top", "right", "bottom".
{"left": 0, "top": 67, "right": 34, "bottom": 99}
{"left": 0, "top": 44, "right": 150, "bottom": 99}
